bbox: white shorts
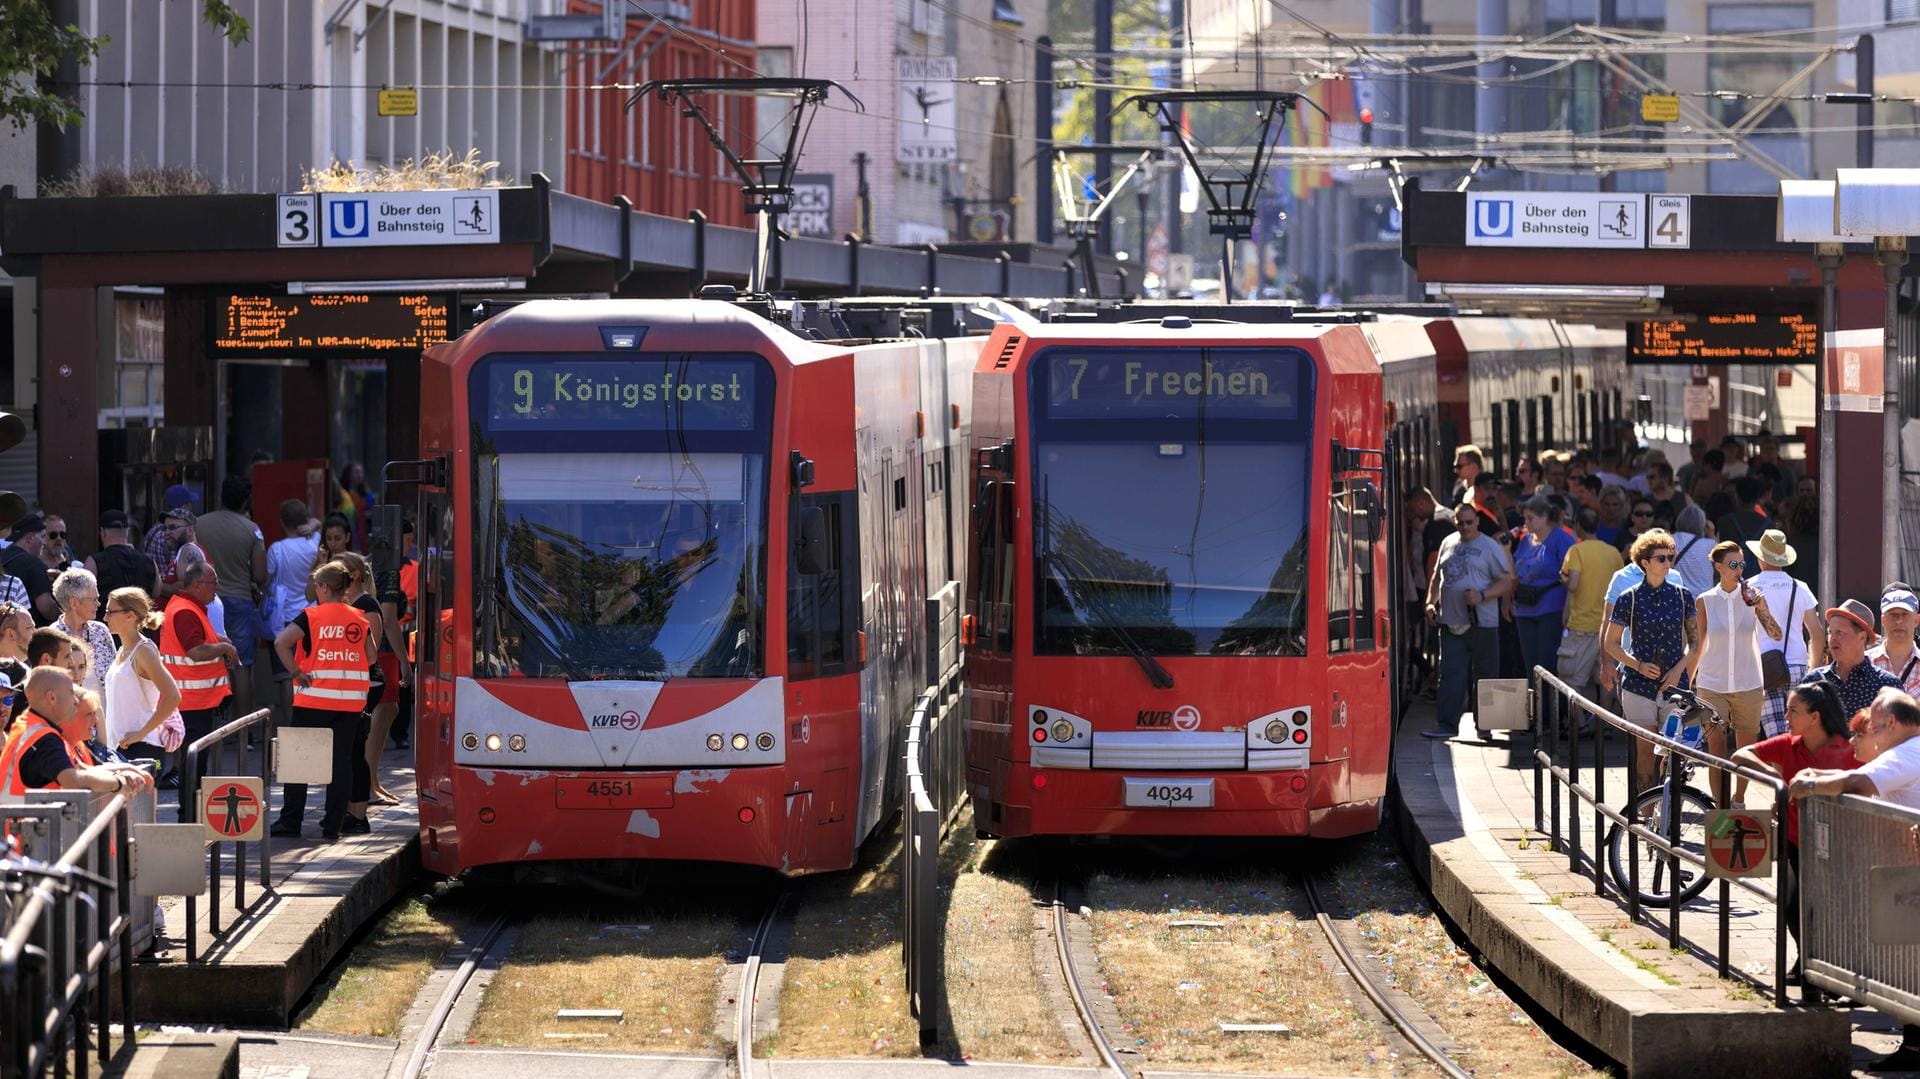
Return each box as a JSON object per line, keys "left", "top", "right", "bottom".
{"left": 1619, "top": 691, "right": 1661, "bottom": 731}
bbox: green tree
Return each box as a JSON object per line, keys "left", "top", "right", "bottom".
{"left": 0, "top": 0, "right": 251, "bottom": 134}
{"left": 1047, "top": 0, "right": 1165, "bottom": 150}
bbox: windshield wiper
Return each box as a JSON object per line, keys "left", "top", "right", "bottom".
{"left": 1038, "top": 547, "right": 1175, "bottom": 690}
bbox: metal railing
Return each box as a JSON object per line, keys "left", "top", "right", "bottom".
{"left": 902, "top": 661, "right": 965, "bottom": 1048}
{"left": 1529, "top": 668, "right": 1795, "bottom": 1004}
{"left": 0, "top": 793, "right": 138, "bottom": 1079}
{"left": 179, "top": 707, "right": 275, "bottom": 962}
{"left": 1799, "top": 792, "right": 1920, "bottom": 1022}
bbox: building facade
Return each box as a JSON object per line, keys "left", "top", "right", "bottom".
{"left": 756, "top": 0, "right": 1047, "bottom": 245}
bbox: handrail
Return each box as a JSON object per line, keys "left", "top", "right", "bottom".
{"left": 179, "top": 707, "right": 276, "bottom": 962}
{"left": 902, "top": 661, "right": 964, "bottom": 1049}
{"left": 1527, "top": 667, "right": 1793, "bottom": 1006}
{"left": 1, "top": 792, "right": 139, "bottom": 1079}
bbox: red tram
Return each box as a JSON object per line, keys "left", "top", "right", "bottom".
{"left": 962, "top": 317, "right": 1394, "bottom": 839}
{"left": 405, "top": 298, "right": 980, "bottom": 876}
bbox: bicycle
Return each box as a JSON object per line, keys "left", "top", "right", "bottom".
{"left": 1603, "top": 686, "right": 1725, "bottom": 906}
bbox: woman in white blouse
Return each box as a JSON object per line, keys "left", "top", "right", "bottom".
{"left": 52, "top": 567, "right": 116, "bottom": 699}
{"left": 1690, "top": 540, "right": 1781, "bottom": 802}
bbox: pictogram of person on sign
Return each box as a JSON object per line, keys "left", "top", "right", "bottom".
{"left": 1724, "top": 814, "right": 1759, "bottom": 870}
{"left": 215, "top": 784, "right": 253, "bottom": 835}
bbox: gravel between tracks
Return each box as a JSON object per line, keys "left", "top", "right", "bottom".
{"left": 1322, "top": 836, "right": 1603, "bottom": 1079}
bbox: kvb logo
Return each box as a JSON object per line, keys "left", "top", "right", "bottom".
{"left": 590, "top": 710, "right": 645, "bottom": 731}
{"left": 1172, "top": 705, "right": 1202, "bottom": 731}
{"left": 1471, "top": 198, "right": 1514, "bottom": 238}
{"left": 316, "top": 623, "right": 347, "bottom": 640}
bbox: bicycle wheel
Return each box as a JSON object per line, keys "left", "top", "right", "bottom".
{"left": 1605, "top": 784, "right": 1716, "bottom": 906}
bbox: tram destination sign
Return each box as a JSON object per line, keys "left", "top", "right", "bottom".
{"left": 481, "top": 357, "right": 759, "bottom": 431}
{"left": 1043, "top": 349, "right": 1304, "bottom": 421}
{"left": 211, "top": 293, "right": 452, "bottom": 356}
{"left": 1628, "top": 308, "right": 1819, "bottom": 364}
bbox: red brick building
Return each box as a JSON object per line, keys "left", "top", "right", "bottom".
{"left": 566, "top": 0, "right": 758, "bottom": 226}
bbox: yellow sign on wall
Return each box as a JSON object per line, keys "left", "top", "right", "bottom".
{"left": 378, "top": 88, "right": 419, "bottom": 118}
{"left": 1640, "top": 94, "right": 1680, "bottom": 123}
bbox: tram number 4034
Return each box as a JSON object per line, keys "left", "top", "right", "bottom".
{"left": 1122, "top": 777, "right": 1215, "bottom": 808}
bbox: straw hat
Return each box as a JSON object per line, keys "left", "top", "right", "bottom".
{"left": 1747, "top": 529, "right": 1797, "bottom": 568}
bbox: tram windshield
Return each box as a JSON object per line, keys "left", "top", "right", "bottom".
{"left": 1029, "top": 347, "right": 1314, "bottom": 658}
{"left": 469, "top": 354, "right": 772, "bottom": 679}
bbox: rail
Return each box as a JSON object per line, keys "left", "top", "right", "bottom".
{"left": 179, "top": 707, "right": 275, "bottom": 962}
{"left": 1528, "top": 668, "right": 1794, "bottom": 1004}
{"left": 1799, "top": 792, "right": 1920, "bottom": 1023}
{"left": 0, "top": 793, "right": 137, "bottom": 1079}
{"left": 902, "top": 660, "right": 965, "bottom": 1048}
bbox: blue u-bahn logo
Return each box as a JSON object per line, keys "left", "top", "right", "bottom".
{"left": 327, "top": 198, "right": 370, "bottom": 239}
{"left": 1472, "top": 198, "right": 1514, "bottom": 238}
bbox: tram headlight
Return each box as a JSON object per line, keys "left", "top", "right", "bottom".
{"left": 462, "top": 733, "right": 480, "bottom": 751}
{"left": 485, "top": 733, "right": 503, "bottom": 752}
{"left": 1265, "top": 718, "right": 1286, "bottom": 743}
{"left": 1049, "top": 718, "right": 1073, "bottom": 742}
{"left": 707, "top": 733, "right": 725, "bottom": 751}
{"left": 732, "top": 733, "right": 750, "bottom": 751}
{"left": 508, "top": 734, "right": 526, "bottom": 752}
{"left": 756, "top": 732, "right": 776, "bottom": 751}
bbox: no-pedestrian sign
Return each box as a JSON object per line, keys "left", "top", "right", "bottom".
{"left": 1704, "top": 809, "right": 1772, "bottom": 879}
{"left": 200, "top": 776, "right": 266, "bottom": 843}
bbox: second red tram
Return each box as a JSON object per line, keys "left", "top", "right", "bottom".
{"left": 963, "top": 318, "right": 1393, "bottom": 839}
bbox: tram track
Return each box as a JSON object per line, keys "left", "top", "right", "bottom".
{"left": 395, "top": 909, "right": 514, "bottom": 1079}
{"left": 734, "top": 893, "right": 785, "bottom": 1079}
{"left": 1048, "top": 880, "right": 1133, "bottom": 1079}
{"left": 1300, "top": 871, "right": 1474, "bottom": 1079}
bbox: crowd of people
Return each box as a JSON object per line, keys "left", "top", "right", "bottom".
{"left": 1415, "top": 433, "right": 1920, "bottom": 1070}
{"left": 0, "top": 465, "right": 417, "bottom": 847}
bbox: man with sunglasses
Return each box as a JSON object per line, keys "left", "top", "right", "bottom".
{"left": 39, "top": 515, "right": 77, "bottom": 574}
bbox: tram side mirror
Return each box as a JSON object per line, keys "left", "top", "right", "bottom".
{"left": 791, "top": 452, "right": 816, "bottom": 490}
{"left": 796, "top": 506, "right": 831, "bottom": 576}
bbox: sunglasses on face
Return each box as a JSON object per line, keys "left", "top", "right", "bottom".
{"left": 1649, "top": 554, "right": 1675, "bottom": 564}
{"left": 1723, "top": 560, "right": 1745, "bottom": 570}
{"left": 45, "top": 531, "right": 64, "bottom": 539}
{"left": 1632, "top": 510, "right": 1653, "bottom": 518}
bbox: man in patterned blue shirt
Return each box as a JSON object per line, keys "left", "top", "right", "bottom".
{"left": 1806, "top": 598, "right": 1902, "bottom": 720}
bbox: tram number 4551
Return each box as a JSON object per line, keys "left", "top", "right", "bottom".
{"left": 583, "top": 780, "right": 633, "bottom": 798}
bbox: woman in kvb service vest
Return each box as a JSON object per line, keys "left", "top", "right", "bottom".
{"left": 270, "top": 560, "right": 373, "bottom": 841}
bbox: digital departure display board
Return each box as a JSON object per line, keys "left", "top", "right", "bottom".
{"left": 1041, "top": 348, "right": 1306, "bottom": 421}
{"left": 477, "top": 356, "right": 762, "bottom": 432}
{"left": 1628, "top": 310, "right": 1819, "bottom": 364}
{"left": 210, "top": 293, "right": 453, "bottom": 356}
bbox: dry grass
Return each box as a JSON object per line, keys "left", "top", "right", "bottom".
{"left": 762, "top": 824, "right": 921, "bottom": 1057}
{"left": 466, "top": 913, "right": 733, "bottom": 1053}
{"left": 298, "top": 895, "right": 465, "bottom": 1037}
{"left": 42, "top": 163, "right": 222, "bottom": 197}
{"left": 1086, "top": 870, "right": 1411, "bottom": 1076}
{"left": 941, "top": 809, "right": 1079, "bottom": 1063}
{"left": 302, "top": 149, "right": 513, "bottom": 192}
{"left": 1324, "top": 835, "right": 1603, "bottom": 1079}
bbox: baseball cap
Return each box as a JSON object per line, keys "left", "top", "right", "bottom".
{"left": 1883, "top": 588, "right": 1919, "bottom": 616}
{"left": 10, "top": 514, "right": 45, "bottom": 539}
{"left": 164, "top": 507, "right": 196, "bottom": 525}
{"left": 164, "top": 483, "right": 201, "bottom": 509}
{"left": 99, "top": 509, "right": 131, "bottom": 530}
